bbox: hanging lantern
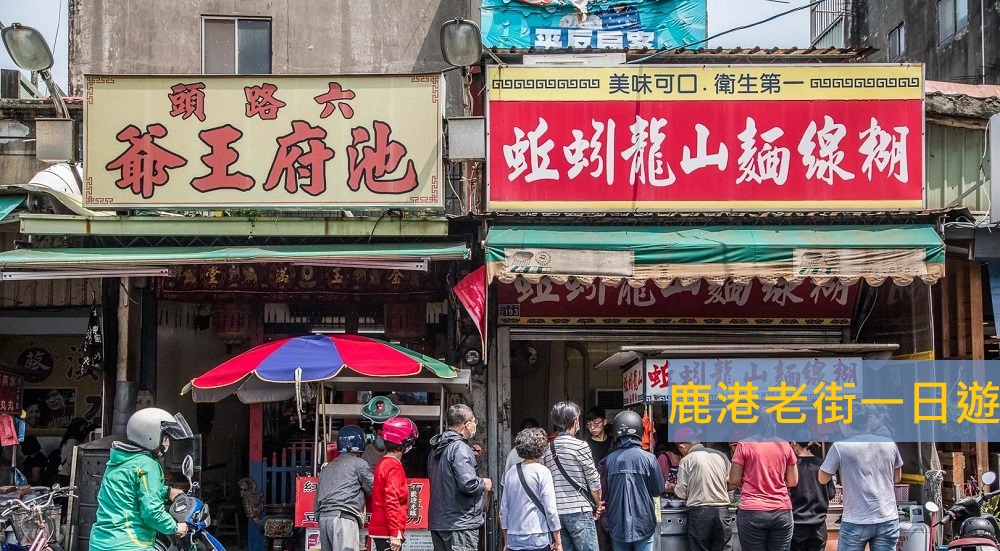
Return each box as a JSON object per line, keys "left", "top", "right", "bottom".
{"left": 213, "top": 303, "right": 253, "bottom": 345}
{"left": 384, "top": 303, "right": 427, "bottom": 340}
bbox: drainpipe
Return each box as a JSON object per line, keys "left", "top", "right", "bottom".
{"left": 981, "top": 0, "right": 987, "bottom": 84}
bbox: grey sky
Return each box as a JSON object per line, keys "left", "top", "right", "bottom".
{"left": 0, "top": 0, "right": 812, "bottom": 94}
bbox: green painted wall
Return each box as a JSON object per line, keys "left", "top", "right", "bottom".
{"left": 926, "top": 122, "right": 990, "bottom": 213}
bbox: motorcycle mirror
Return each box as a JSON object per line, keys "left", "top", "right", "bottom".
{"left": 982, "top": 472, "right": 997, "bottom": 486}
{"left": 182, "top": 455, "right": 194, "bottom": 480}
{"left": 925, "top": 502, "right": 940, "bottom": 513}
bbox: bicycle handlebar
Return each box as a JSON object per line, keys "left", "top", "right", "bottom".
{"left": 0, "top": 486, "right": 78, "bottom": 517}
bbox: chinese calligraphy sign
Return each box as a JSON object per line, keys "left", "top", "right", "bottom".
{"left": 86, "top": 74, "right": 443, "bottom": 209}
{"left": 497, "top": 277, "right": 858, "bottom": 326}
{"left": 487, "top": 65, "right": 923, "bottom": 212}
{"left": 653, "top": 357, "right": 864, "bottom": 405}
{"left": 0, "top": 371, "right": 22, "bottom": 415}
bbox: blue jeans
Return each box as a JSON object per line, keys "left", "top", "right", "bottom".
{"left": 612, "top": 535, "right": 655, "bottom": 551}
{"left": 560, "top": 511, "right": 600, "bottom": 551}
{"left": 837, "top": 520, "right": 900, "bottom": 551}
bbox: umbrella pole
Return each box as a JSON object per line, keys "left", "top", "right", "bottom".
{"left": 314, "top": 384, "right": 321, "bottom": 476}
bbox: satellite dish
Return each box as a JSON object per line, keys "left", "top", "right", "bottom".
{"left": 27, "top": 163, "right": 83, "bottom": 196}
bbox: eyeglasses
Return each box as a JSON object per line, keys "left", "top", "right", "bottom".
{"left": 465, "top": 418, "right": 478, "bottom": 426}
{"left": 587, "top": 420, "right": 604, "bottom": 428}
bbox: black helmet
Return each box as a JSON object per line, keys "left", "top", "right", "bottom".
{"left": 612, "top": 410, "right": 643, "bottom": 439}
{"left": 960, "top": 518, "right": 997, "bottom": 540}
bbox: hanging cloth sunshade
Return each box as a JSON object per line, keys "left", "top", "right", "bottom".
{"left": 183, "top": 334, "right": 457, "bottom": 403}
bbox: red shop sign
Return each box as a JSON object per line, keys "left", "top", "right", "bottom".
{"left": 497, "top": 277, "right": 858, "bottom": 326}
{"left": 487, "top": 65, "right": 924, "bottom": 212}
{"left": 0, "top": 371, "right": 22, "bottom": 415}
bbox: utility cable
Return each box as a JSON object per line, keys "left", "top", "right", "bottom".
{"left": 628, "top": 0, "right": 827, "bottom": 65}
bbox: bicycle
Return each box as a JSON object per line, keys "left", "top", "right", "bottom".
{"left": 0, "top": 485, "right": 77, "bottom": 551}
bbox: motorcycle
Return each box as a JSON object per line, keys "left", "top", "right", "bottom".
{"left": 925, "top": 472, "right": 1000, "bottom": 551}
{"left": 155, "top": 455, "right": 226, "bottom": 551}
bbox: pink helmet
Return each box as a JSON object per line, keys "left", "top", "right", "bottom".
{"left": 382, "top": 417, "right": 418, "bottom": 448}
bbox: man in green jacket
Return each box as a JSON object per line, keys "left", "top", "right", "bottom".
{"left": 90, "top": 408, "right": 195, "bottom": 551}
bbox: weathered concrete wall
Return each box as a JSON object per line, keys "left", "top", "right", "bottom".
{"left": 852, "top": 0, "right": 999, "bottom": 84}
{"left": 69, "top": 0, "right": 477, "bottom": 110}
{"left": 0, "top": 100, "right": 82, "bottom": 185}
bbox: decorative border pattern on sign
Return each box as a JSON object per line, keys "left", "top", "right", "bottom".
{"left": 410, "top": 75, "right": 440, "bottom": 104}
{"left": 85, "top": 177, "right": 115, "bottom": 205}
{"left": 491, "top": 78, "right": 602, "bottom": 90}
{"left": 409, "top": 175, "right": 439, "bottom": 204}
{"left": 86, "top": 76, "right": 116, "bottom": 104}
{"left": 809, "top": 77, "right": 921, "bottom": 89}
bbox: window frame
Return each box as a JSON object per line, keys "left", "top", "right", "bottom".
{"left": 938, "top": 0, "right": 969, "bottom": 44}
{"left": 201, "top": 16, "right": 272, "bottom": 74}
{"left": 888, "top": 23, "right": 905, "bottom": 61}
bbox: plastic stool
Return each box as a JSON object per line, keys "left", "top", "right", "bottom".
{"left": 214, "top": 503, "right": 243, "bottom": 549}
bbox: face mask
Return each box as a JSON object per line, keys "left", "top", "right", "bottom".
{"left": 468, "top": 425, "right": 476, "bottom": 439}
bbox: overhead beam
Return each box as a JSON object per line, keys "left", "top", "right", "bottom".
{"left": 19, "top": 214, "right": 449, "bottom": 237}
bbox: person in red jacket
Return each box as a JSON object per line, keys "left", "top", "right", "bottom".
{"left": 368, "top": 417, "right": 419, "bottom": 551}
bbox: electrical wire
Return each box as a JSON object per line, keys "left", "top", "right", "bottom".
{"left": 52, "top": 0, "right": 63, "bottom": 52}
{"left": 628, "top": 0, "right": 827, "bottom": 65}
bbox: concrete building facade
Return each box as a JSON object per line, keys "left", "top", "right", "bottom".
{"left": 810, "top": 0, "right": 1000, "bottom": 84}
{"left": 68, "top": 0, "right": 475, "bottom": 111}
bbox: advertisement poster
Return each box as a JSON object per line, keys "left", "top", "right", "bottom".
{"left": 487, "top": 65, "right": 924, "bottom": 212}
{"left": 85, "top": 74, "right": 443, "bottom": 209}
{"left": 481, "top": 0, "right": 707, "bottom": 50}
{"left": 0, "top": 336, "right": 104, "bottom": 435}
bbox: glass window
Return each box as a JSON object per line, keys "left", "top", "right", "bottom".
{"left": 238, "top": 19, "right": 271, "bottom": 74}
{"left": 203, "top": 17, "right": 271, "bottom": 74}
{"left": 939, "top": 0, "right": 956, "bottom": 42}
{"left": 889, "top": 24, "right": 905, "bottom": 60}
{"left": 203, "top": 19, "right": 235, "bottom": 74}
{"left": 956, "top": 0, "right": 969, "bottom": 32}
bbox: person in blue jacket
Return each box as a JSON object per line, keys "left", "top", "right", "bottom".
{"left": 603, "top": 410, "right": 664, "bottom": 551}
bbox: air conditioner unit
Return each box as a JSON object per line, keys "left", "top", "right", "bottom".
{"left": 593, "top": 388, "right": 625, "bottom": 411}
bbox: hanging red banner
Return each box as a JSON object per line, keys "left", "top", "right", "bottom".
{"left": 453, "top": 266, "right": 487, "bottom": 342}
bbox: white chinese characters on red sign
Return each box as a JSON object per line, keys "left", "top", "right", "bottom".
{"left": 623, "top": 363, "right": 645, "bottom": 406}
{"left": 502, "top": 114, "right": 909, "bottom": 188}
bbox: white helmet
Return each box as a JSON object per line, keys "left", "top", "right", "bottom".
{"left": 126, "top": 408, "right": 194, "bottom": 451}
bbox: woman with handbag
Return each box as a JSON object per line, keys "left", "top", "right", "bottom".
{"left": 501, "top": 428, "right": 562, "bottom": 551}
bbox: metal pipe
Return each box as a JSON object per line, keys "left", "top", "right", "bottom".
{"left": 981, "top": 0, "right": 987, "bottom": 84}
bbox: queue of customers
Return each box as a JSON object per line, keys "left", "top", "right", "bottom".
{"left": 502, "top": 403, "right": 902, "bottom": 551}
{"left": 313, "top": 402, "right": 902, "bottom": 551}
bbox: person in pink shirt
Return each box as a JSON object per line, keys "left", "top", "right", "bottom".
{"left": 729, "top": 415, "right": 799, "bottom": 551}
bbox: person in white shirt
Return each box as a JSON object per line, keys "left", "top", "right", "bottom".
{"left": 504, "top": 418, "right": 542, "bottom": 479}
{"left": 501, "top": 427, "right": 562, "bottom": 551}
{"left": 818, "top": 406, "right": 903, "bottom": 551}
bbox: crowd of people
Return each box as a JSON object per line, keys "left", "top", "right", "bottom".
{"left": 500, "top": 402, "right": 903, "bottom": 551}
{"left": 312, "top": 402, "right": 903, "bottom": 551}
